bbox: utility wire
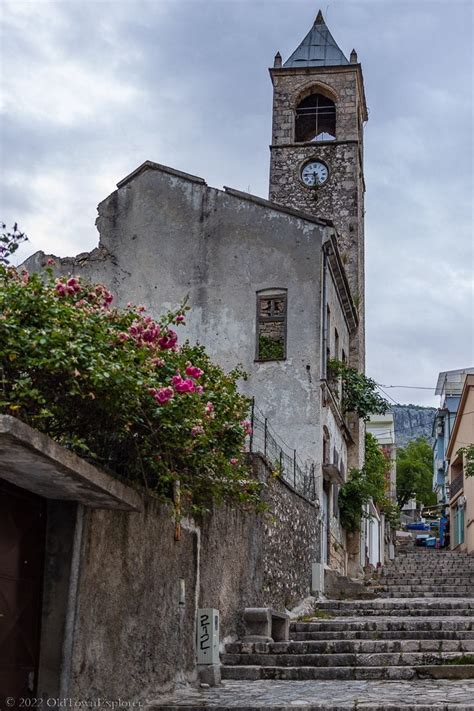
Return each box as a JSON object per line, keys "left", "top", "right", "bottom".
{"left": 378, "top": 384, "right": 434, "bottom": 390}
{"left": 377, "top": 384, "right": 401, "bottom": 407}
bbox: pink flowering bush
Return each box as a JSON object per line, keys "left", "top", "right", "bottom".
{"left": 0, "top": 233, "right": 261, "bottom": 514}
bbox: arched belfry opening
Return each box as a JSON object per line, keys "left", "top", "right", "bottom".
{"left": 295, "top": 92, "right": 336, "bottom": 142}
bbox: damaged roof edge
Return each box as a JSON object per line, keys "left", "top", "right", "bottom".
{"left": 116, "top": 158, "right": 334, "bottom": 229}
{"left": 223, "top": 186, "right": 333, "bottom": 228}
{"left": 117, "top": 160, "right": 207, "bottom": 188}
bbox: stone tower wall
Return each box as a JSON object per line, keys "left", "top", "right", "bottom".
{"left": 269, "top": 66, "right": 365, "bottom": 374}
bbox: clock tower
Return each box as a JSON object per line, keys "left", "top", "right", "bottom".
{"left": 269, "top": 10, "right": 367, "bottom": 369}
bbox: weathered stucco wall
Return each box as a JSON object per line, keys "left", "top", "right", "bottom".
{"left": 24, "top": 165, "right": 329, "bottom": 468}
{"left": 70, "top": 499, "right": 198, "bottom": 700}
{"left": 68, "top": 456, "right": 319, "bottom": 701}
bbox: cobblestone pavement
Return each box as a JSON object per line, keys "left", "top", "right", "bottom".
{"left": 151, "top": 679, "right": 474, "bottom": 710}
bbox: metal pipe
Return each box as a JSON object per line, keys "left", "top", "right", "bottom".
{"left": 264, "top": 418, "right": 268, "bottom": 459}
{"left": 249, "top": 397, "right": 255, "bottom": 452}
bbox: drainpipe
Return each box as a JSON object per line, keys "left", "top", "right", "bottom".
{"left": 60, "top": 504, "right": 84, "bottom": 697}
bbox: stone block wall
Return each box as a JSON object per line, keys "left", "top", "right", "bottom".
{"left": 69, "top": 455, "right": 320, "bottom": 702}
{"left": 268, "top": 65, "right": 366, "bottom": 374}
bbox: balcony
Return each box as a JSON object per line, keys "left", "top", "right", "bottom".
{"left": 450, "top": 472, "right": 464, "bottom": 499}
{"left": 322, "top": 447, "right": 345, "bottom": 485}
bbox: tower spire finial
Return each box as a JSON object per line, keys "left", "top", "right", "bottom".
{"left": 315, "top": 9, "right": 324, "bottom": 25}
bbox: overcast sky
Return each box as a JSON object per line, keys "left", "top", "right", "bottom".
{"left": 1, "top": 0, "right": 472, "bottom": 407}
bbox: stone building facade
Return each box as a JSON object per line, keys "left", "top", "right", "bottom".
{"left": 24, "top": 12, "right": 366, "bottom": 578}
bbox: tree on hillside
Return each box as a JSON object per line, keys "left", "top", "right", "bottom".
{"left": 396, "top": 437, "right": 436, "bottom": 508}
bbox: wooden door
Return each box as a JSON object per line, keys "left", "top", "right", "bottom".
{"left": 0, "top": 479, "right": 46, "bottom": 699}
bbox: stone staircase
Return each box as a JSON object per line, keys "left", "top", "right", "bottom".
{"left": 221, "top": 550, "right": 474, "bottom": 681}
{"left": 369, "top": 549, "right": 474, "bottom": 598}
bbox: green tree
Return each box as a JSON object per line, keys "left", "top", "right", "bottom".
{"left": 396, "top": 437, "right": 436, "bottom": 508}
{"left": 339, "top": 432, "right": 396, "bottom": 532}
{"left": 327, "top": 359, "right": 389, "bottom": 420}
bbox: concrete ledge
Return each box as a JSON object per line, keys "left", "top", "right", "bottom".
{"left": 0, "top": 415, "right": 143, "bottom": 511}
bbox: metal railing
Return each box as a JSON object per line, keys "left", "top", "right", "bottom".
{"left": 248, "top": 399, "right": 319, "bottom": 504}
{"left": 450, "top": 472, "right": 464, "bottom": 499}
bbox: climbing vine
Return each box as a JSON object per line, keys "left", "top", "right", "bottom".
{"left": 339, "top": 433, "right": 399, "bottom": 533}
{"left": 458, "top": 445, "right": 474, "bottom": 477}
{"left": 327, "top": 359, "right": 389, "bottom": 421}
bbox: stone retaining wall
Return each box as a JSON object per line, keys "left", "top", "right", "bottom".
{"left": 69, "top": 455, "right": 320, "bottom": 701}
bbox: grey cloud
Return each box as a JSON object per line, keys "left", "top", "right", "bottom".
{"left": 1, "top": 0, "right": 472, "bottom": 406}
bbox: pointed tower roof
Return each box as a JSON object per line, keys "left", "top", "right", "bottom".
{"left": 283, "top": 10, "right": 349, "bottom": 68}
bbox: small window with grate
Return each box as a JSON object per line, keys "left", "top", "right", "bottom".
{"left": 256, "top": 290, "right": 287, "bottom": 361}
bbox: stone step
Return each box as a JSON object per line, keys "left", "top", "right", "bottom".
{"left": 389, "top": 571, "right": 474, "bottom": 575}
{"left": 378, "top": 592, "right": 473, "bottom": 599}
{"left": 371, "top": 588, "right": 474, "bottom": 594}
{"left": 390, "top": 552, "right": 473, "bottom": 557}
{"left": 379, "top": 565, "right": 474, "bottom": 580}
{"left": 225, "top": 639, "right": 474, "bottom": 655}
{"left": 394, "top": 554, "right": 472, "bottom": 558}
{"left": 314, "top": 600, "right": 474, "bottom": 616}
{"left": 377, "top": 577, "right": 474, "bottom": 584}
{"left": 222, "top": 651, "right": 474, "bottom": 668}
{"left": 291, "top": 619, "right": 473, "bottom": 632}
{"left": 292, "top": 630, "right": 474, "bottom": 641}
{"left": 221, "top": 663, "right": 474, "bottom": 681}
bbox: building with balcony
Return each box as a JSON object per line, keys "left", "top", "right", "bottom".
{"left": 446, "top": 374, "right": 474, "bottom": 552}
{"left": 433, "top": 368, "right": 474, "bottom": 504}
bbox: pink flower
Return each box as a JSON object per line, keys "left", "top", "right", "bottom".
{"left": 150, "top": 386, "right": 174, "bottom": 405}
{"left": 196, "top": 385, "right": 204, "bottom": 394}
{"left": 205, "top": 402, "right": 214, "bottom": 414}
{"left": 47, "top": 258, "right": 56, "bottom": 266}
{"left": 191, "top": 425, "right": 204, "bottom": 437}
{"left": 176, "top": 314, "right": 185, "bottom": 323}
{"left": 175, "top": 378, "right": 195, "bottom": 394}
{"left": 158, "top": 330, "right": 178, "bottom": 350}
{"left": 21, "top": 270, "right": 29, "bottom": 284}
{"left": 118, "top": 332, "right": 129, "bottom": 342}
{"left": 67, "top": 277, "right": 81, "bottom": 293}
{"left": 230, "top": 458, "right": 238, "bottom": 466}
{"left": 151, "top": 358, "right": 165, "bottom": 367}
{"left": 241, "top": 420, "right": 253, "bottom": 436}
{"left": 185, "top": 365, "right": 204, "bottom": 379}
{"left": 55, "top": 282, "right": 66, "bottom": 296}
{"left": 143, "top": 324, "right": 160, "bottom": 343}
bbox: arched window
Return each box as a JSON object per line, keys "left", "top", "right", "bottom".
{"left": 295, "top": 93, "right": 336, "bottom": 142}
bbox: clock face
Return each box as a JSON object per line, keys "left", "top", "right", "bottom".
{"left": 301, "top": 161, "right": 329, "bottom": 187}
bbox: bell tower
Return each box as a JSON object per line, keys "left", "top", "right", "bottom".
{"left": 269, "top": 10, "right": 367, "bottom": 368}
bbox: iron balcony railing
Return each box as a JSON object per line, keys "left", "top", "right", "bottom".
{"left": 248, "top": 399, "right": 320, "bottom": 505}
{"left": 450, "top": 472, "right": 464, "bottom": 499}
